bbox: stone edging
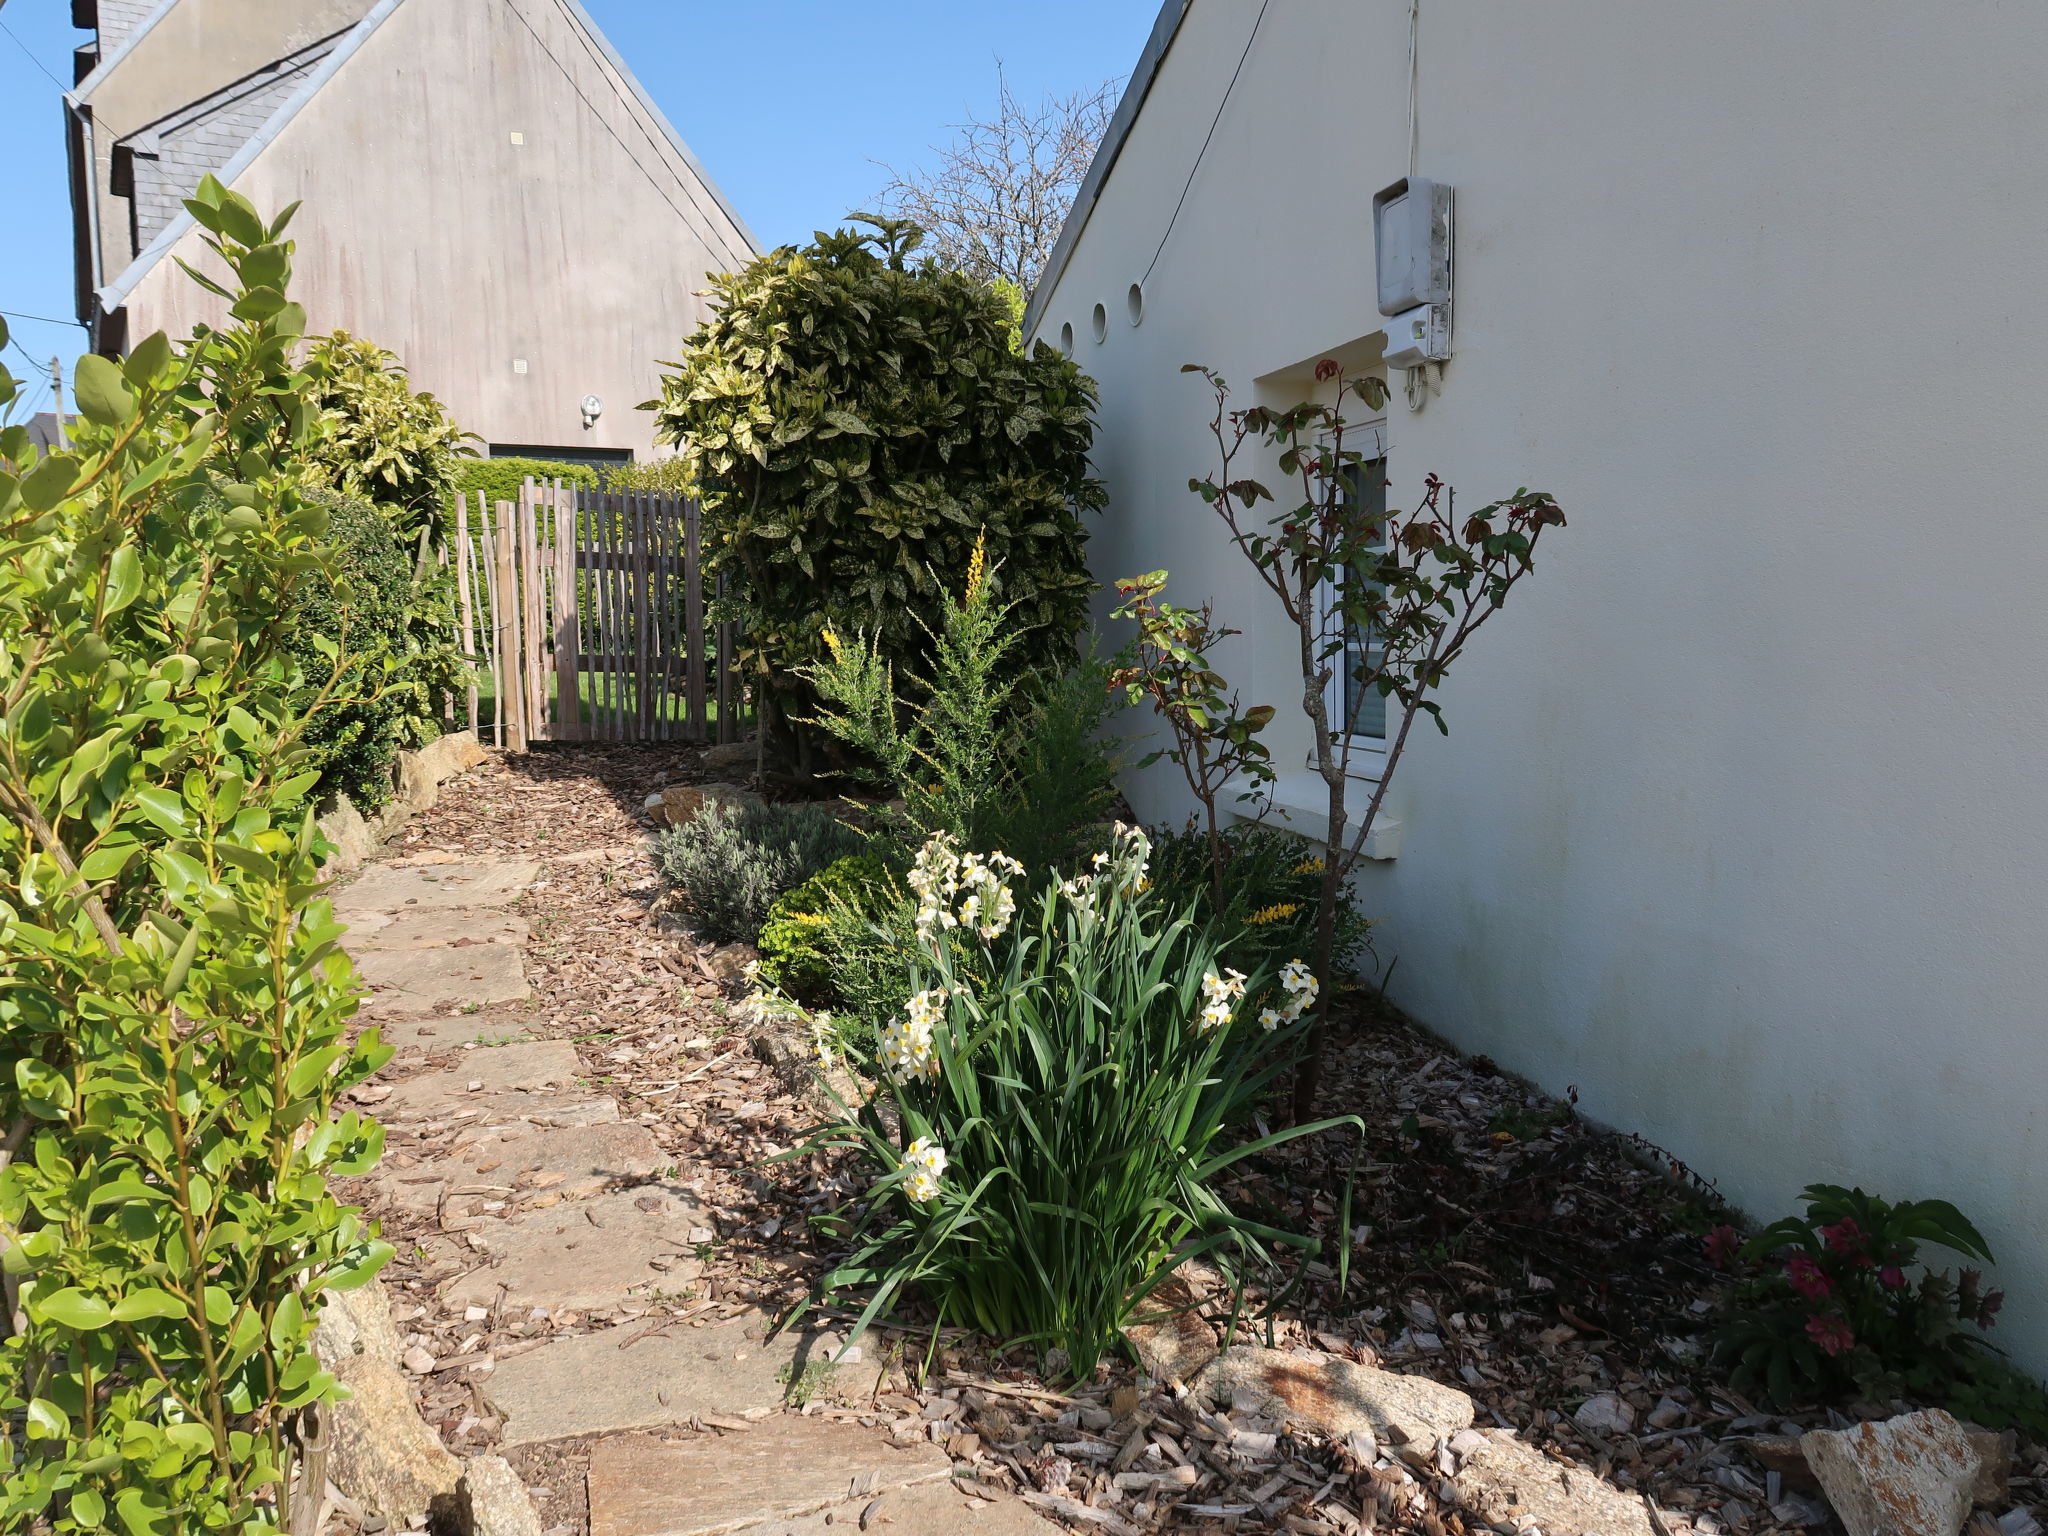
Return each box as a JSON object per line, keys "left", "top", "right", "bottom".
{"left": 317, "top": 732, "right": 489, "bottom": 876}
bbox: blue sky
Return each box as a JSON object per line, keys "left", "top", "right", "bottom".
{"left": 0, "top": 0, "right": 1160, "bottom": 411}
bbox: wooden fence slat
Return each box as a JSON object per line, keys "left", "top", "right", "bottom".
{"left": 493, "top": 499, "right": 525, "bottom": 752}
{"left": 551, "top": 481, "right": 580, "bottom": 742}
{"left": 630, "top": 494, "right": 648, "bottom": 740}
{"left": 477, "top": 496, "right": 502, "bottom": 749}
{"left": 683, "top": 498, "right": 706, "bottom": 741}
{"left": 598, "top": 493, "right": 619, "bottom": 742}
{"left": 456, "top": 494, "right": 479, "bottom": 739}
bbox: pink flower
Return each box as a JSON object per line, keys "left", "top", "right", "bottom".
{"left": 1880, "top": 1265, "right": 1906, "bottom": 1290}
{"left": 1787, "top": 1253, "right": 1833, "bottom": 1300}
{"left": 1806, "top": 1314, "right": 1855, "bottom": 1356}
{"left": 1981, "top": 1290, "right": 2006, "bottom": 1327}
{"left": 1819, "top": 1217, "right": 1872, "bottom": 1264}
{"left": 1704, "top": 1225, "right": 1742, "bottom": 1270}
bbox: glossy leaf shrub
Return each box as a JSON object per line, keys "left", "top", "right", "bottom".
{"left": 0, "top": 179, "right": 390, "bottom": 1533}
{"left": 649, "top": 217, "right": 1105, "bottom": 776}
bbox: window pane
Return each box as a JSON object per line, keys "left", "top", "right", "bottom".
{"left": 1340, "top": 457, "right": 1388, "bottom": 740}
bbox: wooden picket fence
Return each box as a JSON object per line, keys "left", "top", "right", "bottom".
{"left": 446, "top": 480, "right": 746, "bottom": 748}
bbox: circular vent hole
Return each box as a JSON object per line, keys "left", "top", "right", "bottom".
{"left": 1127, "top": 283, "right": 1145, "bottom": 325}
{"left": 1091, "top": 303, "right": 1108, "bottom": 343}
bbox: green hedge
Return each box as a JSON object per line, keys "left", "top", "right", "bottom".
{"left": 450, "top": 456, "right": 601, "bottom": 510}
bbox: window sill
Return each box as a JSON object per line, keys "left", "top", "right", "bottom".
{"left": 1224, "top": 769, "right": 1402, "bottom": 861}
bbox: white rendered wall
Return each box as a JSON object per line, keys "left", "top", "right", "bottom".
{"left": 1035, "top": 0, "right": 2048, "bottom": 1372}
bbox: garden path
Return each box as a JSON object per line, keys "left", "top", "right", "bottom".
{"left": 326, "top": 745, "right": 1060, "bottom": 1536}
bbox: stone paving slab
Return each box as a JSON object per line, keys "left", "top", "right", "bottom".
{"left": 334, "top": 858, "right": 542, "bottom": 920}
{"left": 725, "top": 1481, "right": 1061, "bottom": 1536}
{"left": 586, "top": 1421, "right": 951, "bottom": 1536}
{"left": 371, "top": 1121, "right": 668, "bottom": 1217}
{"left": 491, "top": 1312, "right": 853, "bottom": 1448}
{"left": 344, "top": 908, "right": 530, "bottom": 950}
{"left": 373, "top": 1041, "right": 586, "bottom": 1123}
{"left": 442, "top": 1183, "right": 706, "bottom": 1312}
{"left": 371, "top": 1011, "right": 546, "bottom": 1052}
{"left": 354, "top": 940, "right": 531, "bottom": 1016}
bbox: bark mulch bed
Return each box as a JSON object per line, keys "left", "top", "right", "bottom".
{"left": 348, "top": 743, "right": 2045, "bottom": 1535}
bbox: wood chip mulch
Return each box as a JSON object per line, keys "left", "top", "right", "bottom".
{"left": 341, "top": 744, "right": 2047, "bottom": 1536}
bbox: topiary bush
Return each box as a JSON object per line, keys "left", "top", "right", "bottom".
{"left": 287, "top": 490, "right": 465, "bottom": 810}
{"left": 652, "top": 800, "right": 869, "bottom": 943}
{"left": 649, "top": 216, "right": 1106, "bottom": 778}
{"left": 301, "top": 329, "right": 476, "bottom": 538}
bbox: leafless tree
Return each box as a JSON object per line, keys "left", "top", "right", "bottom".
{"left": 875, "top": 70, "right": 1119, "bottom": 291}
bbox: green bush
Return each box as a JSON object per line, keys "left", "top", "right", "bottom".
{"left": 1146, "top": 821, "right": 1374, "bottom": 982}
{"left": 1708, "top": 1185, "right": 2046, "bottom": 1426}
{"left": 757, "top": 853, "right": 897, "bottom": 1005}
{"left": 450, "top": 455, "right": 601, "bottom": 511}
{"left": 605, "top": 456, "right": 695, "bottom": 495}
{"left": 286, "top": 491, "right": 465, "bottom": 810}
{"left": 0, "top": 181, "right": 389, "bottom": 1533}
{"left": 801, "top": 826, "right": 1359, "bottom": 1380}
{"left": 653, "top": 799, "right": 869, "bottom": 943}
{"left": 650, "top": 216, "right": 1106, "bottom": 777}
{"left": 301, "top": 329, "right": 476, "bottom": 537}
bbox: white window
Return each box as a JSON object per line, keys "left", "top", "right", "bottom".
{"left": 1319, "top": 422, "right": 1390, "bottom": 755}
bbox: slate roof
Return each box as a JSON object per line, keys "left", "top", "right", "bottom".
{"left": 118, "top": 32, "right": 345, "bottom": 255}
{"left": 94, "top": 0, "right": 157, "bottom": 57}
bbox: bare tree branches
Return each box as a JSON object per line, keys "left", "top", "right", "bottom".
{"left": 874, "top": 70, "right": 1119, "bottom": 291}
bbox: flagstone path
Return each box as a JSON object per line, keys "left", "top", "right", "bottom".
{"left": 330, "top": 816, "right": 1059, "bottom": 1535}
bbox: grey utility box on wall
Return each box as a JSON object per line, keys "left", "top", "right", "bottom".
{"left": 1372, "top": 178, "right": 1453, "bottom": 316}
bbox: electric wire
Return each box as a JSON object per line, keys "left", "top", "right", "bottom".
{"left": 1138, "top": 0, "right": 1269, "bottom": 287}
{"left": 0, "top": 16, "right": 68, "bottom": 94}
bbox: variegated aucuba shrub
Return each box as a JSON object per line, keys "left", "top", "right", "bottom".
{"left": 0, "top": 178, "right": 391, "bottom": 1534}
{"left": 798, "top": 825, "right": 1360, "bottom": 1381}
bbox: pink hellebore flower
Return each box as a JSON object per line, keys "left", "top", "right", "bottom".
{"left": 1704, "top": 1225, "right": 1742, "bottom": 1270}
{"left": 1880, "top": 1265, "right": 1907, "bottom": 1290}
{"left": 1787, "top": 1253, "right": 1832, "bottom": 1300}
{"left": 1806, "top": 1314, "right": 1855, "bottom": 1357}
{"left": 1818, "top": 1217, "right": 1873, "bottom": 1265}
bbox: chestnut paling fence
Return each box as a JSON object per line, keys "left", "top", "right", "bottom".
{"left": 447, "top": 479, "right": 748, "bottom": 747}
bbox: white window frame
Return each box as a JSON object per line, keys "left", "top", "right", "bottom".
{"left": 1315, "top": 419, "right": 1390, "bottom": 782}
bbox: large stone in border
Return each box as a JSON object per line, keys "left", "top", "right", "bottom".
{"left": 1450, "top": 1430, "right": 1660, "bottom": 1536}
{"left": 372, "top": 1041, "right": 586, "bottom": 1123}
{"left": 586, "top": 1420, "right": 950, "bottom": 1536}
{"left": 1121, "top": 1269, "right": 1220, "bottom": 1385}
{"left": 491, "top": 1312, "right": 850, "bottom": 1447}
{"left": 345, "top": 908, "right": 529, "bottom": 950}
{"left": 698, "top": 739, "right": 757, "bottom": 774}
{"left": 1801, "top": 1409, "right": 1980, "bottom": 1536}
{"left": 311, "top": 1281, "right": 462, "bottom": 1525}
{"left": 334, "top": 859, "right": 542, "bottom": 920}
{"left": 372, "top": 1121, "right": 668, "bottom": 1218}
{"left": 1190, "top": 1346, "right": 1473, "bottom": 1449}
{"left": 456, "top": 1454, "right": 544, "bottom": 1536}
{"left": 441, "top": 1183, "right": 706, "bottom": 1312}
{"left": 352, "top": 941, "right": 530, "bottom": 1016}
{"left": 395, "top": 731, "right": 489, "bottom": 814}
{"left": 644, "top": 783, "right": 761, "bottom": 829}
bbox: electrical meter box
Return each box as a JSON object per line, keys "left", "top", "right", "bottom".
{"left": 1372, "top": 177, "right": 1452, "bottom": 316}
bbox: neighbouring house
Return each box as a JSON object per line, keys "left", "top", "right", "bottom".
{"left": 64, "top": 0, "right": 757, "bottom": 464}
{"left": 1028, "top": 1, "right": 2048, "bottom": 1373}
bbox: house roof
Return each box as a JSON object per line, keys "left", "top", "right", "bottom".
{"left": 1021, "top": 0, "right": 1193, "bottom": 338}
{"left": 77, "top": 0, "right": 761, "bottom": 321}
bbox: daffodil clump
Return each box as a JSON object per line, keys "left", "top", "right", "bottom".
{"left": 1057, "top": 821, "right": 1153, "bottom": 919}
{"left": 908, "top": 832, "right": 1022, "bottom": 942}
{"left": 1258, "top": 958, "right": 1320, "bottom": 1031}
{"left": 1196, "top": 968, "right": 1249, "bottom": 1032}
{"left": 880, "top": 987, "right": 949, "bottom": 1081}
{"left": 902, "top": 1137, "right": 948, "bottom": 1204}
{"left": 798, "top": 828, "right": 1363, "bottom": 1385}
